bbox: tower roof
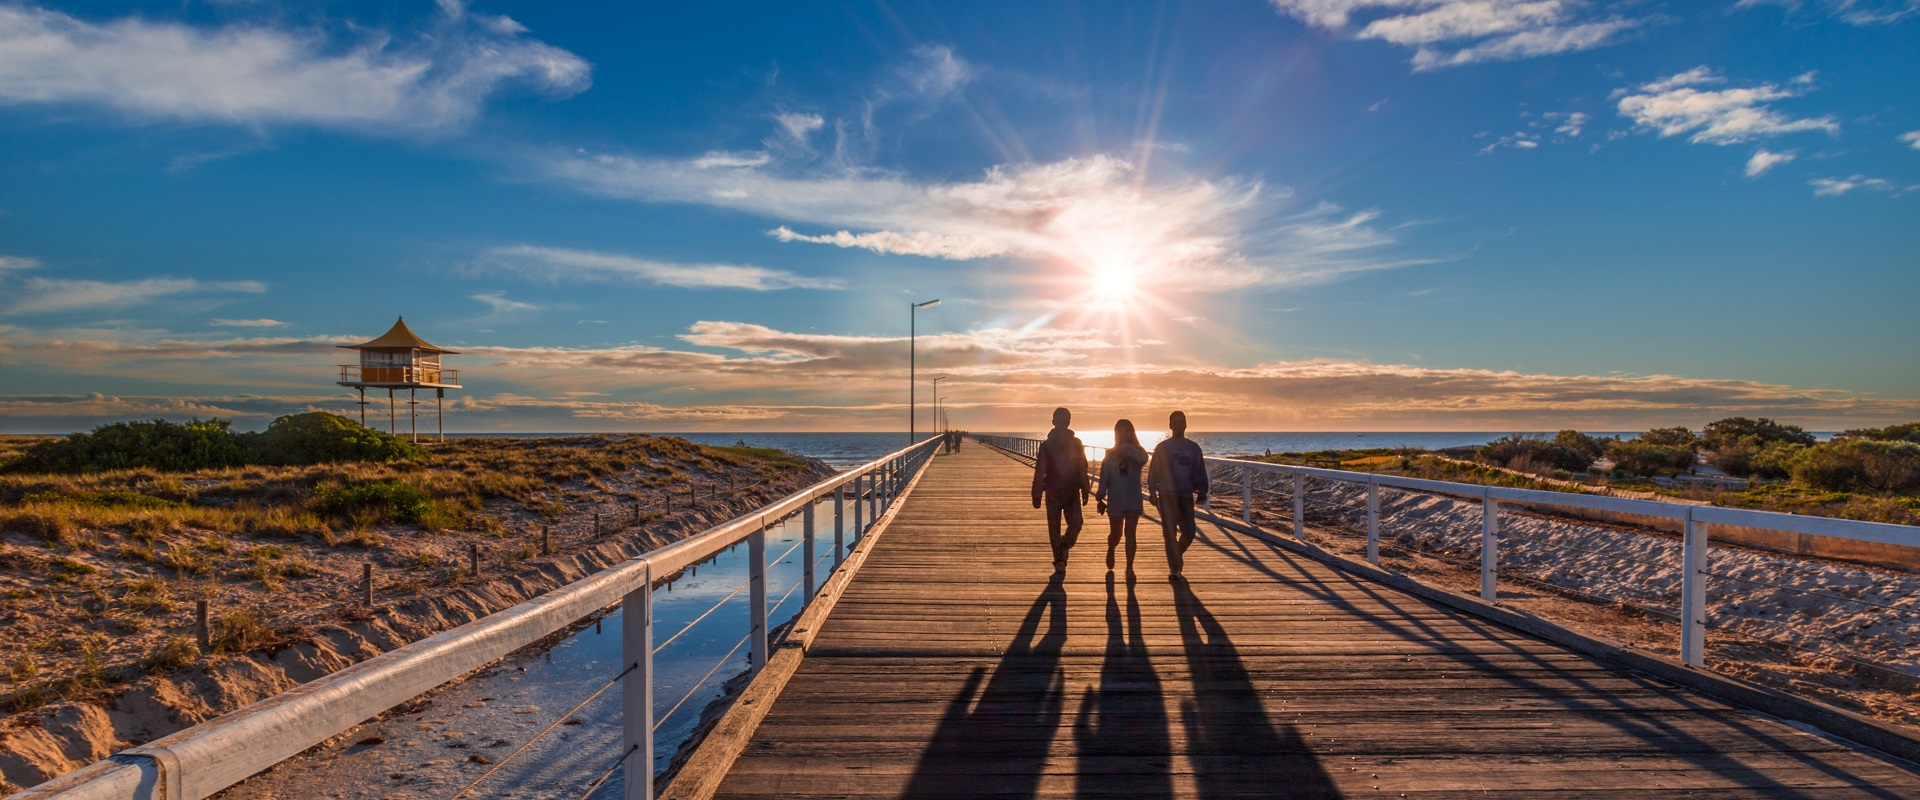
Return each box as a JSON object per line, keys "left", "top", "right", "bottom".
{"left": 338, "top": 317, "right": 459, "bottom": 354}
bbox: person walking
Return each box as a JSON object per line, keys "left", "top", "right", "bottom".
{"left": 1148, "top": 410, "right": 1208, "bottom": 580}
{"left": 1095, "top": 419, "right": 1150, "bottom": 579}
{"left": 1032, "top": 407, "right": 1091, "bottom": 574}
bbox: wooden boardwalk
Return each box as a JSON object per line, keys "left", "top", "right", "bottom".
{"left": 706, "top": 444, "right": 1920, "bottom": 798}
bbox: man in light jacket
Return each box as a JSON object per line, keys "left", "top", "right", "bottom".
{"left": 1032, "top": 407, "right": 1091, "bottom": 574}
{"left": 1149, "top": 410, "right": 1208, "bottom": 580}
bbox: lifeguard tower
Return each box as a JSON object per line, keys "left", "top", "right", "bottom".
{"left": 337, "top": 317, "right": 461, "bottom": 442}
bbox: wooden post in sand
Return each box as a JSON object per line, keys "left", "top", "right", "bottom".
{"left": 196, "top": 600, "right": 211, "bottom": 653}
{"left": 362, "top": 563, "right": 373, "bottom": 606}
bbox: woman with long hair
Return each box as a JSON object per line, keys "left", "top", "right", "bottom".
{"left": 1096, "top": 418, "right": 1150, "bottom": 578}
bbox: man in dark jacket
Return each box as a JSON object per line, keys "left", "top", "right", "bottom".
{"left": 1149, "top": 409, "right": 1208, "bottom": 580}
{"left": 1032, "top": 407, "right": 1091, "bottom": 574}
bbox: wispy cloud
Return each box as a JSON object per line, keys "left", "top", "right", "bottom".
{"left": 1902, "top": 130, "right": 1920, "bottom": 150}
{"left": 2, "top": 277, "right": 266, "bottom": 315}
{"left": 0, "top": 255, "right": 39, "bottom": 273}
{"left": 1267, "top": 1, "right": 1642, "bottom": 71}
{"left": 0, "top": 2, "right": 589, "bottom": 134}
{"left": 1615, "top": 67, "right": 1838, "bottom": 145}
{"left": 469, "top": 291, "right": 544, "bottom": 322}
{"left": 1807, "top": 174, "right": 1902, "bottom": 196}
{"left": 472, "top": 245, "right": 839, "bottom": 291}
{"left": 1735, "top": 0, "right": 1920, "bottom": 25}
{"left": 210, "top": 318, "right": 289, "bottom": 328}
{"left": 773, "top": 112, "right": 825, "bottom": 143}
{"left": 543, "top": 151, "right": 1423, "bottom": 292}
{"left": 1745, "top": 148, "right": 1797, "bottom": 177}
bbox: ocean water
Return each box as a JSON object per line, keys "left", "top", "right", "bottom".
{"left": 676, "top": 431, "right": 1606, "bottom": 466}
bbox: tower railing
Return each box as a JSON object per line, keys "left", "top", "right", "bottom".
{"left": 16, "top": 438, "right": 942, "bottom": 800}
{"left": 337, "top": 365, "right": 461, "bottom": 386}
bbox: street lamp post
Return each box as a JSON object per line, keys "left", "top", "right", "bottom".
{"left": 910, "top": 299, "right": 940, "bottom": 444}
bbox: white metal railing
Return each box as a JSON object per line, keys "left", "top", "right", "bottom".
{"left": 337, "top": 365, "right": 461, "bottom": 386}
{"left": 14, "top": 439, "right": 942, "bottom": 800}
{"left": 972, "top": 434, "right": 1920, "bottom": 670}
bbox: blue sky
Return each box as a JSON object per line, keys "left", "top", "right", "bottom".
{"left": 0, "top": 0, "right": 1916, "bottom": 433}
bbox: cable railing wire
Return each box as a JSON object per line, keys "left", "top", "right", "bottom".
{"left": 443, "top": 661, "right": 638, "bottom": 800}
{"left": 654, "top": 631, "right": 752, "bottom": 734}
{"left": 575, "top": 743, "right": 637, "bottom": 800}
{"left": 652, "top": 577, "right": 752, "bottom": 657}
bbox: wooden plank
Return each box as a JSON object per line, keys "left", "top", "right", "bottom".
{"left": 668, "top": 445, "right": 1920, "bottom": 800}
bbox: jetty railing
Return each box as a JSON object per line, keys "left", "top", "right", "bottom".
{"left": 972, "top": 434, "right": 1919, "bottom": 675}
{"left": 16, "top": 438, "right": 942, "bottom": 800}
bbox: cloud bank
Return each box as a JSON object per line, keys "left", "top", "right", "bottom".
{"left": 1616, "top": 67, "right": 1838, "bottom": 146}
{"left": 0, "top": 2, "right": 589, "bottom": 134}
{"left": 1267, "top": 0, "right": 1642, "bottom": 70}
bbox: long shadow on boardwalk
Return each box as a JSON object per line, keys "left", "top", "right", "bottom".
{"left": 900, "top": 574, "right": 1069, "bottom": 798}
{"left": 1171, "top": 578, "right": 1342, "bottom": 799}
{"left": 1074, "top": 574, "right": 1172, "bottom": 798}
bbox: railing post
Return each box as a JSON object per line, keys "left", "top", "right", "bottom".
{"left": 622, "top": 561, "right": 653, "bottom": 800}
{"left": 803, "top": 501, "right": 816, "bottom": 603}
{"left": 1242, "top": 465, "right": 1254, "bottom": 526}
{"left": 868, "top": 468, "right": 879, "bottom": 525}
{"left": 1292, "top": 473, "right": 1305, "bottom": 539}
{"left": 834, "top": 482, "right": 846, "bottom": 566}
{"left": 1481, "top": 497, "right": 1499, "bottom": 603}
{"left": 853, "top": 473, "right": 865, "bottom": 540}
{"left": 749, "top": 519, "right": 768, "bottom": 674}
{"left": 1366, "top": 481, "right": 1380, "bottom": 566}
{"left": 1681, "top": 511, "right": 1708, "bottom": 667}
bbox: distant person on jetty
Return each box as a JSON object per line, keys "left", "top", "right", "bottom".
{"left": 1095, "top": 418, "right": 1149, "bottom": 579}
{"left": 1031, "top": 407, "right": 1091, "bottom": 574}
{"left": 1149, "top": 410, "right": 1208, "bottom": 580}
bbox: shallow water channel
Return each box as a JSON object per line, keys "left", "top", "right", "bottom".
{"left": 223, "top": 494, "right": 857, "bottom": 800}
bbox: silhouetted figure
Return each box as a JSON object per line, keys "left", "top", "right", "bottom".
{"left": 1148, "top": 410, "right": 1208, "bottom": 580}
{"left": 1096, "top": 418, "right": 1149, "bottom": 579}
{"left": 1032, "top": 407, "right": 1090, "bottom": 574}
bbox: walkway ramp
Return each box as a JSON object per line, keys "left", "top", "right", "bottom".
{"left": 701, "top": 445, "right": 1920, "bottom": 798}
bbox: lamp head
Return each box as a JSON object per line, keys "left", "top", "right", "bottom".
{"left": 914, "top": 299, "right": 941, "bottom": 309}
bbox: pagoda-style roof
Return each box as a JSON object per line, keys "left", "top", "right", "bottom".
{"left": 338, "top": 317, "right": 458, "bottom": 354}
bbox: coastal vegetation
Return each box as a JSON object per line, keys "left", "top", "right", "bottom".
{"left": 1257, "top": 417, "right": 1920, "bottom": 526}
{"left": 0, "top": 419, "right": 830, "bottom": 756}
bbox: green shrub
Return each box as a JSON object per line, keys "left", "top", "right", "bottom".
{"left": 5, "top": 419, "right": 246, "bottom": 474}
{"left": 1748, "top": 441, "right": 1806, "bottom": 480}
{"left": 313, "top": 481, "right": 434, "bottom": 525}
{"left": 1791, "top": 439, "right": 1920, "bottom": 493}
{"left": 1638, "top": 426, "right": 1698, "bottom": 449}
{"left": 1836, "top": 423, "right": 1920, "bottom": 444}
{"left": 1478, "top": 434, "right": 1592, "bottom": 473}
{"left": 242, "top": 412, "right": 429, "bottom": 466}
{"left": 1702, "top": 416, "right": 1816, "bottom": 475}
{"left": 2, "top": 413, "right": 427, "bottom": 476}
{"left": 1553, "top": 430, "right": 1614, "bottom": 461}
{"left": 1606, "top": 440, "right": 1696, "bottom": 476}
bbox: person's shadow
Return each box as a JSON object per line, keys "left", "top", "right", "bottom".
{"left": 901, "top": 574, "right": 1069, "bottom": 798}
{"left": 1173, "top": 578, "right": 1343, "bottom": 798}
{"left": 1073, "top": 573, "right": 1173, "bottom": 798}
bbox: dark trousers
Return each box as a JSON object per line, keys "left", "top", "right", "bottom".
{"left": 1045, "top": 492, "right": 1084, "bottom": 564}
{"left": 1159, "top": 493, "right": 1198, "bottom": 574}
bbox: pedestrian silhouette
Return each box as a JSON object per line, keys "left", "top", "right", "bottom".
{"left": 1096, "top": 418, "right": 1149, "bottom": 579}
{"left": 1148, "top": 410, "right": 1208, "bottom": 580}
{"left": 1031, "top": 407, "right": 1090, "bottom": 574}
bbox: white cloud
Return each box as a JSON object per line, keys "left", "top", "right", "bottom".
{"left": 1549, "top": 111, "right": 1590, "bottom": 137}
{"left": 542, "top": 151, "right": 1422, "bottom": 292}
{"left": 0, "top": 255, "right": 40, "bottom": 273}
{"left": 1267, "top": 1, "right": 1642, "bottom": 70}
{"left": 1744, "top": 148, "right": 1797, "bottom": 177}
{"left": 473, "top": 245, "right": 839, "bottom": 291}
{"left": 899, "top": 45, "right": 973, "bottom": 100}
{"left": 1478, "top": 131, "right": 1539, "bottom": 155}
{"left": 1616, "top": 67, "right": 1839, "bottom": 145}
{"left": 0, "top": 2, "right": 588, "bottom": 134}
{"left": 692, "top": 150, "right": 772, "bottom": 169}
{"left": 469, "top": 291, "right": 543, "bottom": 320}
{"left": 2, "top": 277, "right": 266, "bottom": 315}
{"left": 768, "top": 226, "right": 1014, "bottom": 260}
{"left": 1901, "top": 130, "right": 1920, "bottom": 150}
{"left": 774, "top": 112, "right": 825, "bottom": 143}
{"left": 210, "top": 318, "right": 289, "bottom": 328}
{"left": 1808, "top": 174, "right": 1897, "bottom": 196}
{"left": 1735, "top": 0, "right": 1920, "bottom": 25}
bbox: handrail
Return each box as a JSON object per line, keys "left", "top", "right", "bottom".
{"left": 14, "top": 438, "right": 943, "bottom": 800}
{"left": 971, "top": 433, "right": 1918, "bottom": 672}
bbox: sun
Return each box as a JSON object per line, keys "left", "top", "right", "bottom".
{"left": 1088, "top": 260, "right": 1140, "bottom": 312}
